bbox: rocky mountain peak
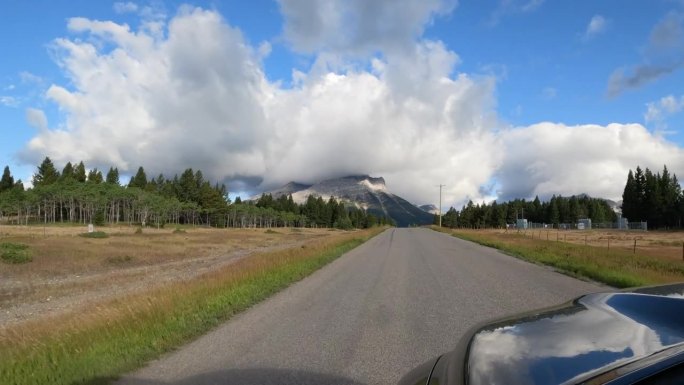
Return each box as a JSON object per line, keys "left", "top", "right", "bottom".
{"left": 260, "top": 175, "right": 432, "bottom": 227}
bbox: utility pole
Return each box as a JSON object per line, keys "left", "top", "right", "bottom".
{"left": 438, "top": 184, "right": 446, "bottom": 227}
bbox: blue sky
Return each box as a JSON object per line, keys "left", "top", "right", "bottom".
{"left": 1, "top": 1, "right": 683, "bottom": 206}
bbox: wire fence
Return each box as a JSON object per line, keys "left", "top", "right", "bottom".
{"left": 504, "top": 223, "right": 684, "bottom": 260}
{"left": 521, "top": 221, "right": 648, "bottom": 231}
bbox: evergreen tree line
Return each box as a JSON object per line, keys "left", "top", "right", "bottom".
{"left": 0, "top": 158, "right": 385, "bottom": 229}
{"left": 436, "top": 195, "right": 617, "bottom": 229}
{"left": 254, "top": 193, "right": 395, "bottom": 229}
{"left": 621, "top": 165, "right": 683, "bottom": 228}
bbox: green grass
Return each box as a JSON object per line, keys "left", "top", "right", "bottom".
{"left": 79, "top": 231, "right": 109, "bottom": 239}
{"left": 432, "top": 227, "right": 684, "bottom": 288}
{"left": 0, "top": 242, "right": 31, "bottom": 264}
{"left": 0, "top": 227, "right": 384, "bottom": 385}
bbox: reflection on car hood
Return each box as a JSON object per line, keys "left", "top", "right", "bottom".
{"left": 466, "top": 284, "right": 684, "bottom": 385}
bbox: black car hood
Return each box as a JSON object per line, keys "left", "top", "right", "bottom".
{"left": 462, "top": 283, "right": 684, "bottom": 385}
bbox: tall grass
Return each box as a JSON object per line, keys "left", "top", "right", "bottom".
{"left": 433, "top": 227, "right": 684, "bottom": 288}
{"left": 0, "top": 227, "right": 385, "bottom": 385}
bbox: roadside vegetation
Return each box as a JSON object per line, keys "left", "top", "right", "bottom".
{"left": 0, "top": 226, "right": 385, "bottom": 385}
{"left": 434, "top": 227, "right": 684, "bottom": 288}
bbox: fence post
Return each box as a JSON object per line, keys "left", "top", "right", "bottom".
{"left": 584, "top": 235, "right": 587, "bottom": 245}
{"left": 607, "top": 239, "right": 610, "bottom": 253}
{"left": 633, "top": 238, "right": 636, "bottom": 254}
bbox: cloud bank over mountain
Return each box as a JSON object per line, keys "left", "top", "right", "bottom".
{"left": 20, "top": 1, "right": 684, "bottom": 208}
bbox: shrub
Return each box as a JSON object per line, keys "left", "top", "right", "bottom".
{"left": 0, "top": 242, "right": 31, "bottom": 264}
{"left": 79, "top": 231, "right": 109, "bottom": 239}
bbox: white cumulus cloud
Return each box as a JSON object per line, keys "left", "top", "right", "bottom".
{"left": 497, "top": 122, "right": 684, "bottom": 201}
{"left": 18, "top": 3, "right": 684, "bottom": 209}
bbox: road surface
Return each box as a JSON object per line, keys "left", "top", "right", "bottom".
{"left": 118, "top": 228, "right": 605, "bottom": 385}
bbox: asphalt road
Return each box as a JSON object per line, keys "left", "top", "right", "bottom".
{"left": 117, "top": 228, "right": 605, "bottom": 385}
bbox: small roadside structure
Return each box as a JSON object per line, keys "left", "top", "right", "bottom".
{"left": 516, "top": 218, "right": 528, "bottom": 229}
{"left": 577, "top": 218, "right": 592, "bottom": 230}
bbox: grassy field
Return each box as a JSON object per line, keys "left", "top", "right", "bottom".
{"left": 0, "top": 225, "right": 385, "bottom": 385}
{"left": 0, "top": 225, "right": 335, "bottom": 315}
{"left": 433, "top": 227, "right": 684, "bottom": 288}
{"left": 0, "top": 224, "right": 332, "bottom": 277}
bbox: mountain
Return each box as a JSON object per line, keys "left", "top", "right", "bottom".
{"left": 262, "top": 175, "right": 434, "bottom": 227}
{"left": 602, "top": 198, "right": 622, "bottom": 214}
{"left": 419, "top": 204, "right": 440, "bottom": 215}
{"left": 577, "top": 193, "right": 622, "bottom": 214}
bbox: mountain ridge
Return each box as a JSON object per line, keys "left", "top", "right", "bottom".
{"left": 260, "top": 175, "right": 433, "bottom": 227}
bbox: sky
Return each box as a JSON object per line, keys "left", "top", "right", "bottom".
{"left": 1, "top": 0, "right": 684, "bottom": 209}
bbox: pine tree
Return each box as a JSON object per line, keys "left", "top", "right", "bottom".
{"left": 643, "top": 168, "right": 661, "bottom": 226}
{"left": 621, "top": 169, "right": 637, "bottom": 221}
{"left": 178, "top": 168, "right": 198, "bottom": 202}
{"left": 128, "top": 167, "right": 148, "bottom": 189}
{"left": 105, "top": 167, "right": 120, "bottom": 185}
{"left": 74, "top": 161, "right": 87, "bottom": 182}
{"left": 0, "top": 166, "right": 14, "bottom": 192}
{"left": 660, "top": 165, "right": 680, "bottom": 228}
{"left": 33, "top": 157, "right": 60, "bottom": 187}
{"left": 61, "top": 162, "right": 74, "bottom": 181}
{"left": 549, "top": 196, "right": 560, "bottom": 225}
{"left": 87, "top": 168, "right": 103, "bottom": 184}
{"left": 633, "top": 166, "right": 646, "bottom": 220}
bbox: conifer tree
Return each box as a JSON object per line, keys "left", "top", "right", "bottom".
{"left": 87, "top": 168, "right": 103, "bottom": 183}
{"left": 74, "top": 161, "right": 87, "bottom": 182}
{"left": 105, "top": 167, "right": 120, "bottom": 185}
{"left": 0, "top": 166, "right": 14, "bottom": 192}
{"left": 128, "top": 167, "right": 148, "bottom": 189}
{"left": 32, "top": 157, "right": 60, "bottom": 186}
{"left": 61, "top": 162, "right": 74, "bottom": 181}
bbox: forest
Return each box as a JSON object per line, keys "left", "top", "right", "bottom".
{"left": 3, "top": 158, "right": 682, "bottom": 230}
{"left": 437, "top": 194, "right": 618, "bottom": 229}
{"left": 0, "top": 157, "right": 387, "bottom": 229}
{"left": 437, "top": 164, "right": 683, "bottom": 230}
{"left": 621, "top": 165, "right": 682, "bottom": 229}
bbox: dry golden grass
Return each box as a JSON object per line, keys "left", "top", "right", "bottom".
{"left": 0, "top": 224, "right": 348, "bottom": 324}
{"left": 438, "top": 227, "right": 684, "bottom": 287}
{"left": 479, "top": 228, "right": 684, "bottom": 261}
{"left": 0, "top": 227, "right": 384, "bottom": 385}
{"left": 0, "top": 224, "right": 329, "bottom": 277}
